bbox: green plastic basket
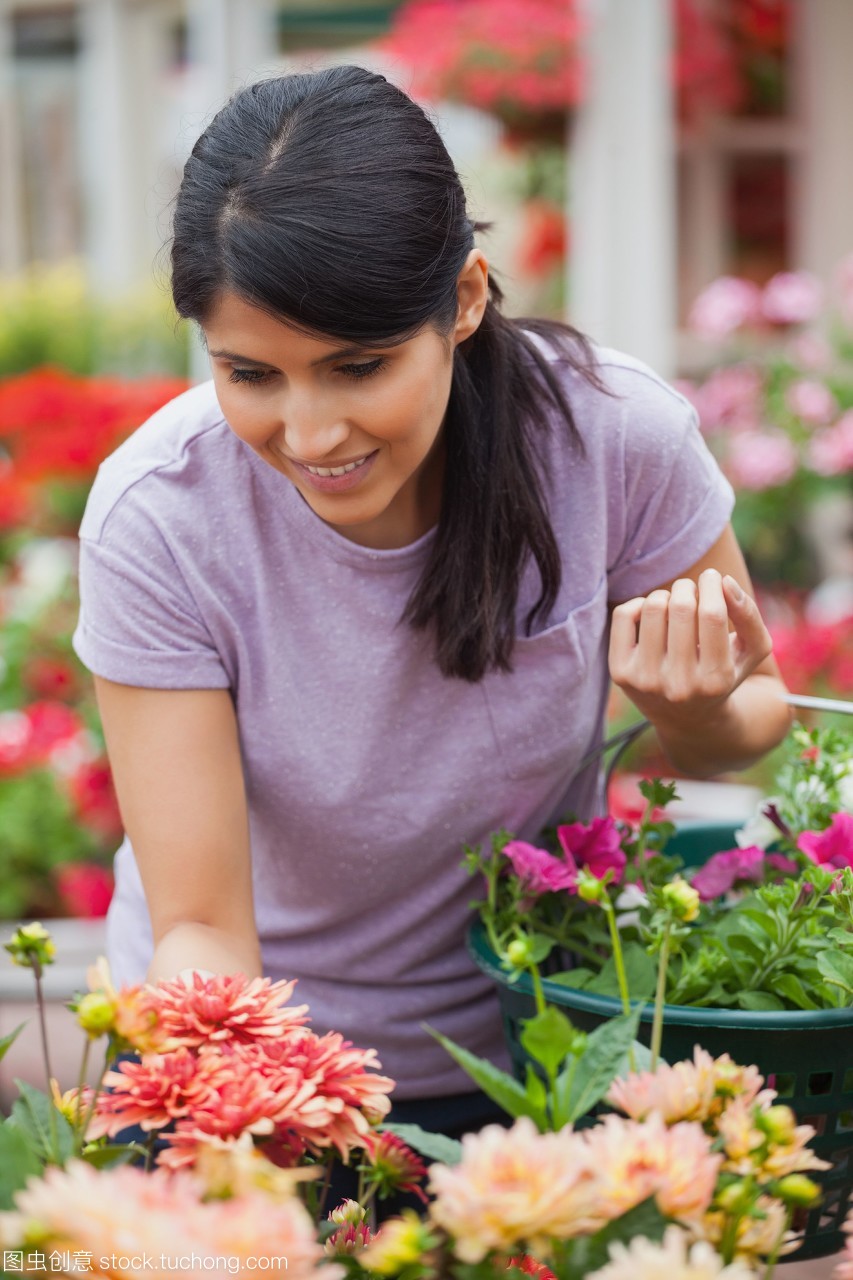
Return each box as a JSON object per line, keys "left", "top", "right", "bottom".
{"left": 468, "top": 822, "right": 853, "bottom": 1260}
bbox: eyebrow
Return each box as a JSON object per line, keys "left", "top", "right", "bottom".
{"left": 207, "top": 345, "right": 377, "bottom": 368}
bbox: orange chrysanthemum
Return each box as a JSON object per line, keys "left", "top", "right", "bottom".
{"left": 149, "top": 972, "right": 309, "bottom": 1047}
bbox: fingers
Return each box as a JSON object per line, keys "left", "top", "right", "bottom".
{"left": 722, "top": 574, "right": 773, "bottom": 677}
{"left": 667, "top": 577, "right": 698, "bottom": 669}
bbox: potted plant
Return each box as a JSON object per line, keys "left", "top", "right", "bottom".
{"left": 466, "top": 723, "right": 853, "bottom": 1259}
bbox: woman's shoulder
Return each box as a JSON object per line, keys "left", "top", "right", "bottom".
{"left": 80, "top": 381, "right": 237, "bottom": 545}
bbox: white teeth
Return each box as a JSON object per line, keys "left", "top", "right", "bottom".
{"left": 304, "top": 455, "right": 369, "bottom": 478}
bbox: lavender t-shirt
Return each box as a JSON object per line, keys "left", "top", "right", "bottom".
{"left": 72, "top": 342, "right": 734, "bottom": 1098}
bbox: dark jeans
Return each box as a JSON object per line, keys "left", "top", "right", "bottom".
{"left": 107, "top": 1053, "right": 509, "bottom": 1219}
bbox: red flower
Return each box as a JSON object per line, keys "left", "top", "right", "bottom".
{"left": 69, "top": 760, "right": 123, "bottom": 839}
{"left": 55, "top": 862, "right": 114, "bottom": 917}
{"left": 22, "top": 657, "right": 79, "bottom": 702}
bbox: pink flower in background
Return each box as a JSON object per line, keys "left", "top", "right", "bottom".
{"left": 787, "top": 332, "right": 833, "bottom": 372}
{"left": 690, "top": 364, "right": 764, "bottom": 433}
{"left": 688, "top": 277, "right": 763, "bottom": 338}
{"left": 691, "top": 846, "right": 766, "bottom": 901}
{"left": 785, "top": 378, "right": 838, "bottom": 426}
{"left": 808, "top": 411, "right": 853, "bottom": 476}
{"left": 503, "top": 840, "right": 578, "bottom": 896}
{"left": 761, "top": 270, "right": 823, "bottom": 326}
{"left": 726, "top": 430, "right": 798, "bottom": 490}
{"left": 557, "top": 816, "right": 626, "bottom": 885}
{"left": 797, "top": 813, "right": 853, "bottom": 871}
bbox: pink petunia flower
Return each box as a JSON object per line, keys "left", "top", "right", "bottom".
{"left": 691, "top": 846, "right": 766, "bottom": 901}
{"left": 726, "top": 430, "right": 798, "bottom": 491}
{"left": 688, "top": 277, "right": 763, "bottom": 338}
{"left": 785, "top": 378, "right": 838, "bottom": 426}
{"left": 503, "top": 840, "right": 578, "bottom": 896}
{"left": 761, "top": 271, "right": 823, "bottom": 326}
{"left": 557, "top": 817, "right": 626, "bottom": 885}
{"left": 797, "top": 812, "right": 853, "bottom": 871}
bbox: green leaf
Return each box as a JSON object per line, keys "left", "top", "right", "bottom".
{"left": 423, "top": 1025, "right": 548, "bottom": 1128}
{"left": 379, "top": 1123, "right": 463, "bottom": 1167}
{"left": 8, "top": 1080, "right": 75, "bottom": 1164}
{"left": 548, "top": 968, "right": 594, "bottom": 989}
{"left": 736, "top": 991, "right": 785, "bottom": 1012}
{"left": 817, "top": 950, "right": 853, "bottom": 997}
{"left": 79, "top": 1142, "right": 146, "bottom": 1169}
{"left": 527, "top": 933, "right": 556, "bottom": 965}
{"left": 553, "top": 1006, "right": 643, "bottom": 1126}
{"left": 741, "top": 908, "right": 780, "bottom": 942}
{"left": 0, "top": 1022, "right": 27, "bottom": 1064}
{"left": 770, "top": 973, "right": 819, "bottom": 1011}
{"left": 520, "top": 1006, "right": 579, "bottom": 1077}
{"left": 587, "top": 944, "right": 655, "bottom": 1000}
{"left": 724, "top": 932, "right": 766, "bottom": 964}
{"left": 571, "top": 1197, "right": 668, "bottom": 1277}
{"left": 638, "top": 779, "right": 679, "bottom": 809}
{"left": 0, "top": 1122, "right": 42, "bottom": 1209}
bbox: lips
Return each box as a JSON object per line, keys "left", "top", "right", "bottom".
{"left": 291, "top": 449, "right": 379, "bottom": 494}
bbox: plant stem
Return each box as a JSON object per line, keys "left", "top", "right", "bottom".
{"left": 32, "top": 959, "right": 59, "bottom": 1160}
{"left": 602, "top": 900, "right": 635, "bottom": 1072}
{"left": 650, "top": 922, "right": 672, "bottom": 1071}
{"left": 529, "top": 959, "right": 547, "bottom": 1017}
{"left": 74, "top": 1038, "right": 92, "bottom": 1152}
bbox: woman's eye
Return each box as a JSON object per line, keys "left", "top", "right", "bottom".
{"left": 228, "top": 367, "right": 274, "bottom": 385}
{"left": 338, "top": 358, "right": 386, "bottom": 381}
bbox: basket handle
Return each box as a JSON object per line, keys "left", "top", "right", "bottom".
{"left": 579, "top": 693, "right": 853, "bottom": 797}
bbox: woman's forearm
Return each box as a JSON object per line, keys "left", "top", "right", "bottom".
{"left": 651, "top": 672, "right": 793, "bottom": 779}
{"left": 146, "top": 921, "right": 263, "bottom": 985}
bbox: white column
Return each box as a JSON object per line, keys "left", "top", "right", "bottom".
{"left": 793, "top": 0, "right": 853, "bottom": 288}
{"left": 183, "top": 0, "right": 276, "bottom": 382}
{"left": 78, "top": 0, "right": 140, "bottom": 294}
{"left": 0, "top": 0, "right": 25, "bottom": 274}
{"left": 569, "top": 0, "right": 676, "bottom": 377}
{"left": 184, "top": 0, "right": 277, "bottom": 134}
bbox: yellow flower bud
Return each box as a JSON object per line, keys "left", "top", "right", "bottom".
{"left": 661, "top": 878, "right": 700, "bottom": 923}
{"left": 360, "top": 1211, "right": 437, "bottom": 1275}
{"left": 756, "top": 1105, "right": 797, "bottom": 1145}
{"left": 774, "top": 1174, "right": 821, "bottom": 1208}
{"left": 4, "top": 922, "right": 56, "bottom": 969}
{"left": 506, "top": 938, "right": 533, "bottom": 968}
{"left": 76, "top": 990, "right": 118, "bottom": 1038}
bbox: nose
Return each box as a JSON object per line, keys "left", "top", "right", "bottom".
{"left": 277, "top": 389, "right": 350, "bottom": 463}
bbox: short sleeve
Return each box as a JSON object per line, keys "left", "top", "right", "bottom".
{"left": 605, "top": 377, "right": 735, "bottom": 602}
{"left": 72, "top": 492, "right": 230, "bottom": 690}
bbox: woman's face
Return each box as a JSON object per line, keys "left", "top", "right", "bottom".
{"left": 203, "top": 282, "right": 480, "bottom": 551}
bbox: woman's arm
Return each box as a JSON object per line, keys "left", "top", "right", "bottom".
{"left": 608, "top": 524, "right": 792, "bottom": 778}
{"left": 93, "top": 677, "right": 263, "bottom": 983}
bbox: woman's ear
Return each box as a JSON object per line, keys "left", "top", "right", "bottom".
{"left": 453, "top": 249, "right": 490, "bottom": 346}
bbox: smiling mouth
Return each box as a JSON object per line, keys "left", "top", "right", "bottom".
{"left": 300, "top": 454, "right": 373, "bottom": 478}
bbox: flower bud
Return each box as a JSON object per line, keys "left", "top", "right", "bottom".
{"left": 577, "top": 870, "right": 605, "bottom": 904}
{"left": 661, "top": 878, "right": 700, "bottom": 922}
{"left": 756, "top": 1105, "right": 797, "bottom": 1145}
{"left": 4, "top": 922, "right": 56, "bottom": 970}
{"left": 329, "top": 1199, "right": 368, "bottom": 1227}
{"left": 774, "top": 1174, "right": 821, "bottom": 1208}
{"left": 75, "top": 990, "right": 118, "bottom": 1038}
{"left": 715, "top": 1179, "right": 753, "bottom": 1213}
{"left": 506, "top": 938, "right": 533, "bottom": 968}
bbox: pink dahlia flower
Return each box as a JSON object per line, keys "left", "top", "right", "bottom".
{"left": 690, "top": 846, "right": 766, "bottom": 900}
{"left": 785, "top": 378, "right": 838, "bottom": 426}
{"left": 797, "top": 812, "right": 853, "bottom": 870}
{"left": 607, "top": 1048, "right": 766, "bottom": 1126}
{"left": 557, "top": 817, "right": 626, "bottom": 885}
{"left": 503, "top": 840, "right": 578, "bottom": 896}
{"left": 150, "top": 971, "right": 309, "bottom": 1047}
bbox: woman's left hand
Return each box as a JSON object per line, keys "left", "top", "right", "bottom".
{"left": 608, "top": 568, "right": 774, "bottom": 733}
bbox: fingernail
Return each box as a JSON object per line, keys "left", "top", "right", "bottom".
{"left": 725, "top": 575, "right": 745, "bottom": 603}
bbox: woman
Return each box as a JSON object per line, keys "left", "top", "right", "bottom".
{"left": 73, "top": 65, "right": 791, "bottom": 1138}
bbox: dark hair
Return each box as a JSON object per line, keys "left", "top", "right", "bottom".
{"left": 171, "top": 64, "right": 603, "bottom": 681}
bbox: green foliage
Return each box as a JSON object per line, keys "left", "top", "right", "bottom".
{"left": 0, "top": 769, "right": 102, "bottom": 917}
